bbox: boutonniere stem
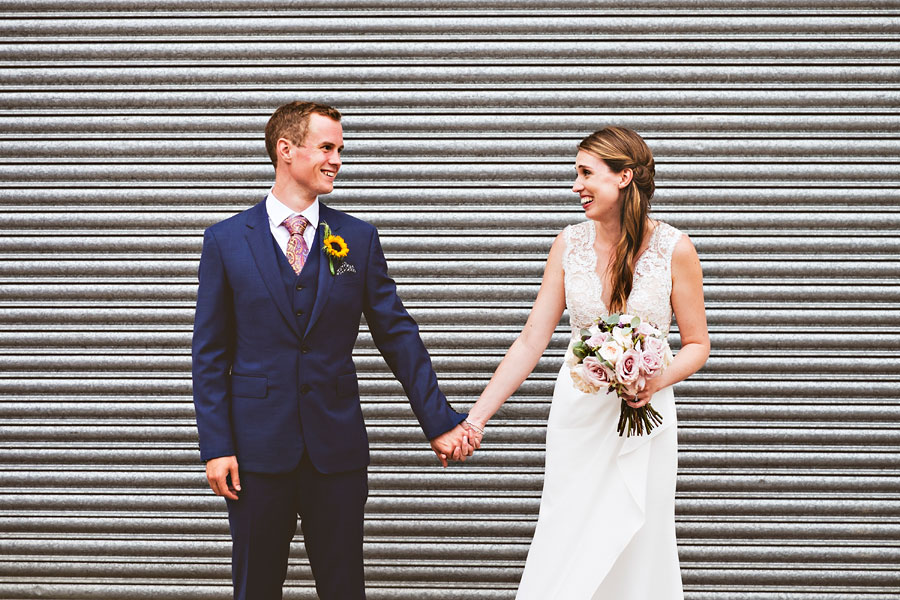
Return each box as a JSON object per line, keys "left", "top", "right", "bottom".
{"left": 320, "top": 221, "right": 349, "bottom": 275}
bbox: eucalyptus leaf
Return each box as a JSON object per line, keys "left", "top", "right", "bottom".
{"left": 572, "top": 341, "right": 589, "bottom": 360}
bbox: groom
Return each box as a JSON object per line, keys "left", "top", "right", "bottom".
{"left": 191, "top": 101, "right": 474, "bottom": 600}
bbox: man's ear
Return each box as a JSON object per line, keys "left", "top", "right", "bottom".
{"left": 276, "top": 138, "right": 293, "bottom": 164}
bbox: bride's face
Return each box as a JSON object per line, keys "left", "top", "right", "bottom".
{"left": 572, "top": 150, "right": 629, "bottom": 220}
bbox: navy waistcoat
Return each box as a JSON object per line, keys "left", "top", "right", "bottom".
{"left": 272, "top": 230, "right": 320, "bottom": 337}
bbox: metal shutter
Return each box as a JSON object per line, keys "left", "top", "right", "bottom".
{"left": 1, "top": 2, "right": 898, "bottom": 599}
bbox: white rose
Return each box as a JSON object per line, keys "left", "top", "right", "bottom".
{"left": 612, "top": 326, "right": 634, "bottom": 349}
{"left": 598, "top": 339, "right": 623, "bottom": 365}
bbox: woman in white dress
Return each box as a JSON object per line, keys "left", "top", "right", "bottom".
{"left": 464, "top": 127, "right": 710, "bottom": 599}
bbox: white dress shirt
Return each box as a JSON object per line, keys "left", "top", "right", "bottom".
{"left": 265, "top": 191, "right": 319, "bottom": 257}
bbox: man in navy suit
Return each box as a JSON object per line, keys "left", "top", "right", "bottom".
{"left": 191, "top": 101, "right": 477, "bottom": 600}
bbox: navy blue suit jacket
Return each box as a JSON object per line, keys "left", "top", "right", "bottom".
{"left": 191, "top": 200, "right": 464, "bottom": 474}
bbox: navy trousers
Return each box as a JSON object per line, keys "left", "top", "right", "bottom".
{"left": 226, "top": 453, "right": 368, "bottom": 600}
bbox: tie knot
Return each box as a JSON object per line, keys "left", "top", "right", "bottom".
{"left": 282, "top": 214, "right": 309, "bottom": 236}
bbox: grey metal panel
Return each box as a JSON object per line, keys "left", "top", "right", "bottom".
{"left": 0, "top": 2, "right": 899, "bottom": 600}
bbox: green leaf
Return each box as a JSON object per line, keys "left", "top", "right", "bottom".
{"left": 572, "top": 341, "right": 589, "bottom": 360}
{"left": 630, "top": 316, "right": 641, "bottom": 328}
{"left": 605, "top": 314, "right": 620, "bottom": 325}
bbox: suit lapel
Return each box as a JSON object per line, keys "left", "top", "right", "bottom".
{"left": 304, "top": 203, "right": 340, "bottom": 337}
{"left": 243, "top": 201, "right": 303, "bottom": 340}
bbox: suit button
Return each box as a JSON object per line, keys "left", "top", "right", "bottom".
{"left": 301, "top": 345, "right": 310, "bottom": 354}
{"left": 295, "top": 309, "right": 304, "bottom": 316}
{"left": 300, "top": 384, "right": 311, "bottom": 394}
{"left": 296, "top": 283, "right": 304, "bottom": 290}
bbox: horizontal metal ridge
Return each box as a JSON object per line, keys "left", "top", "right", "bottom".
{"left": 6, "top": 136, "right": 900, "bottom": 158}
{"left": 5, "top": 64, "right": 900, "bottom": 84}
{"left": 1, "top": 355, "right": 899, "bottom": 377}
{"left": 1, "top": 162, "right": 898, "bottom": 184}
{"left": 0, "top": 0, "right": 896, "bottom": 12}
{"left": 0, "top": 188, "right": 895, "bottom": 208}
{"left": 2, "top": 15, "right": 899, "bottom": 37}
{"left": 0, "top": 331, "right": 896, "bottom": 350}
{"left": 4, "top": 114, "right": 900, "bottom": 136}
{"left": 3, "top": 40, "right": 900, "bottom": 63}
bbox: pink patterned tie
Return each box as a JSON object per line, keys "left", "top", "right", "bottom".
{"left": 282, "top": 214, "right": 310, "bottom": 274}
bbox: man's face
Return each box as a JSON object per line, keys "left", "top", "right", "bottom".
{"left": 281, "top": 113, "right": 344, "bottom": 197}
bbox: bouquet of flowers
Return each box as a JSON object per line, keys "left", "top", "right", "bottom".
{"left": 566, "top": 314, "right": 674, "bottom": 437}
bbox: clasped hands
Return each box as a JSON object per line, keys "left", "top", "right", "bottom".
{"left": 429, "top": 420, "right": 484, "bottom": 468}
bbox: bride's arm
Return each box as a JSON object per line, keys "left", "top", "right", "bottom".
{"left": 630, "top": 234, "right": 710, "bottom": 407}
{"left": 466, "top": 232, "right": 567, "bottom": 430}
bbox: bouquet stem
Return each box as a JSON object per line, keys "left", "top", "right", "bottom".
{"left": 617, "top": 400, "right": 663, "bottom": 437}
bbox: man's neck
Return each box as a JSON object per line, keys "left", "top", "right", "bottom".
{"left": 271, "top": 179, "right": 316, "bottom": 213}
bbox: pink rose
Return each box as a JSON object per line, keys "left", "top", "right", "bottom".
{"left": 616, "top": 348, "right": 641, "bottom": 384}
{"left": 641, "top": 338, "right": 665, "bottom": 378}
{"left": 570, "top": 367, "right": 597, "bottom": 394}
{"left": 636, "top": 321, "right": 660, "bottom": 337}
{"left": 582, "top": 356, "right": 613, "bottom": 388}
{"left": 618, "top": 314, "right": 636, "bottom": 326}
{"left": 586, "top": 331, "right": 609, "bottom": 349}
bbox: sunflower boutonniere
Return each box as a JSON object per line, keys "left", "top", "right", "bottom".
{"left": 320, "top": 221, "right": 349, "bottom": 275}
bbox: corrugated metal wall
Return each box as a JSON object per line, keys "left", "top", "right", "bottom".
{"left": 1, "top": 2, "right": 898, "bottom": 598}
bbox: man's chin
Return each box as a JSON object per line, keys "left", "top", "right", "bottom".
{"left": 318, "top": 181, "right": 335, "bottom": 194}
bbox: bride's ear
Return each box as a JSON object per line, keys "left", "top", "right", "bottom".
{"left": 618, "top": 168, "right": 633, "bottom": 189}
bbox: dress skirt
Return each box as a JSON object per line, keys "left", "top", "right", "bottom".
{"left": 515, "top": 365, "right": 684, "bottom": 599}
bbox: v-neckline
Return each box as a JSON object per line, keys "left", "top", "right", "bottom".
{"left": 589, "top": 221, "right": 661, "bottom": 314}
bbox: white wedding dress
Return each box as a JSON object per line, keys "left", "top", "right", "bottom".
{"left": 516, "top": 220, "right": 686, "bottom": 599}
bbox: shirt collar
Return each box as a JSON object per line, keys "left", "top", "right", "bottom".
{"left": 266, "top": 191, "right": 319, "bottom": 231}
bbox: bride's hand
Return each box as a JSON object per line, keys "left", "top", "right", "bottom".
{"left": 462, "top": 419, "right": 485, "bottom": 450}
{"left": 625, "top": 377, "right": 664, "bottom": 408}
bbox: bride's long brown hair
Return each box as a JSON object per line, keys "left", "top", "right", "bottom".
{"left": 578, "top": 127, "right": 656, "bottom": 314}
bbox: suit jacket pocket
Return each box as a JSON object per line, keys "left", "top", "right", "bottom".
{"left": 332, "top": 272, "right": 360, "bottom": 289}
{"left": 230, "top": 373, "right": 268, "bottom": 399}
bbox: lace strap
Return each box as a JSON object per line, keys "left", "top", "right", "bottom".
{"left": 655, "top": 222, "right": 683, "bottom": 264}
{"left": 562, "top": 220, "right": 594, "bottom": 274}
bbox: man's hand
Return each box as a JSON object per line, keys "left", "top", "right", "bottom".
{"left": 205, "top": 455, "right": 241, "bottom": 500}
{"left": 430, "top": 424, "right": 474, "bottom": 468}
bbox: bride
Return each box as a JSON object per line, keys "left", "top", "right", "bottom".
{"left": 464, "top": 127, "right": 710, "bottom": 598}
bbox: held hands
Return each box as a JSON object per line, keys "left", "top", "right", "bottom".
{"left": 429, "top": 420, "right": 485, "bottom": 468}
{"left": 205, "top": 455, "right": 241, "bottom": 500}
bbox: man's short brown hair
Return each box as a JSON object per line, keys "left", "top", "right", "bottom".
{"left": 264, "top": 101, "right": 342, "bottom": 167}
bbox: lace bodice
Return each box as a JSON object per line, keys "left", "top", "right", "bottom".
{"left": 562, "top": 220, "right": 684, "bottom": 338}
